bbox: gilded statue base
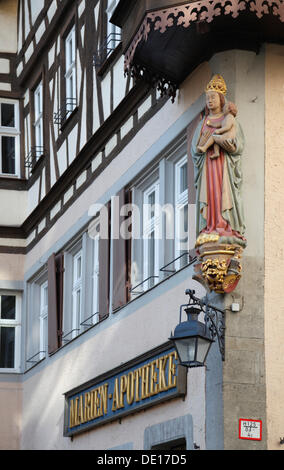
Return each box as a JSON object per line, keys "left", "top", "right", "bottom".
{"left": 193, "top": 234, "right": 243, "bottom": 294}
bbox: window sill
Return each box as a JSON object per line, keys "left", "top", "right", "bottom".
{"left": 113, "top": 255, "right": 197, "bottom": 315}
{"left": 59, "top": 106, "right": 78, "bottom": 133}
{"left": 0, "top": 176, "right": 27, "bottom": 190}
{"left": 24, "top": 357, "right": 46, "bottom": 374}
{"left": 97, "top": 42, "right": 122, "bottom": 78}
{"left": 48, "top": 314, "right": 109, "bottom": 357}
{"left": 31, "top": 154, "right": 45, "bottom": 175}
{"left": 0, "top": 369, "right": 21, "bottom": 374}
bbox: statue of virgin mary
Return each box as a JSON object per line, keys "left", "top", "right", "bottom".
{"left": 191, "top": 74, "right": 246, "bottom": 248}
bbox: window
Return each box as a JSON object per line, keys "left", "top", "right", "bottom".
{"left": 151, "top": 438, "right": 187, "bottom": 450}
{"left": 71, "top": 249, "right": 83, "bottom": 338}
{"left": 143, "top": 182, "right": 160, "bottom": 290}
{"left": 0, "top": 293, "right": 21, "bottom": 372}
{"left": 26, "top": 271, "right": 48, "bottom": 368}
{"left": 0, "top": 100, "right": 20, "bottom": 176}
{"left": 175, "top": 155, "right": 189, "bottom": 270}
{"left": 106, "top": 0, "right": 121, "bottom": 52}
{"left": 63, "top": 230, "right": 101, "bottom": 343}
{"left": 39, "top": 281, "right": 48, "bottom": 360}
{"left": 130, "top": 140, "right": 191, "bottom": 298}
{"left": 91, "top": 232, "right": 100, "bottom": 325}
{"left": 65, "top": 25, "right": 77, "bottom": 114}
{"left": 34, "top": 81, "right": 44, "bottom": 156}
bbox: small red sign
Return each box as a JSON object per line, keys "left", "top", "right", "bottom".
{"left": 239, "top": 419, "right": 262, "bottom": 441}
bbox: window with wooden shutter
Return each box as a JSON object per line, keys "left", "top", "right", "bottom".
{"left": 47, "top": 253, "right": 64, "bottom": 355}
{"left": 112, "top": 188, "right": 132, "bottom": 312}
{"left": 98, "top": 202, "right": 111, "bottom": 320}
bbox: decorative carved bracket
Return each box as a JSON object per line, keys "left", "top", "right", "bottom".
{"left": 124, "top": 0, "right": 284, "bottom": 100}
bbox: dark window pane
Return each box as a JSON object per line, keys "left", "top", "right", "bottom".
{"left": 148, "top": 191, "right": 155, "bottom": 219}
{"left": 2, "top": 136, "right": 15, "bottom": 174}
{"left": 180, "top": 163, "right": 188, "bottom": 194}
{"left": 1, "top": 296, "right": 16, "bottom": 320}
{"left": 152, "top": 438, "right": 187, "bottom": 450}
{"left": 148, "top": 231, "right": 155, "bottom": 288}
{"left": 1, "top": 103, "right": 15, "bottom": 127}
{"left": 0, "top": 327, "right": 15, "bottom": 368}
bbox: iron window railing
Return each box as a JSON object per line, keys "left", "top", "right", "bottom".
{"left": 54, "top": 98, "right": 77, "bottom": 126}
{"left": 93, "top": 32, "right": 122, "bottom": 68}
{"left": 24, "top": 146, "right": 45, "bottom": 177}
{"left": 130, "top": 252, "right": 197, "bottom": 297}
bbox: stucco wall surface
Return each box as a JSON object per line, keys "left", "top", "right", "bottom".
{"left": 20, "top": 274, "right": 208, "bottom": 450}
{"left": 0, "top": 0, "right": 18, "bottom": 53}
{"left": 264, "top": 43, "right": 284, "bottom": 451}
{"left": 210, "top": 48, "right": 267, "bottom": 450}
{"left": 0, "top": 378, "right": 22, "bottom": 450}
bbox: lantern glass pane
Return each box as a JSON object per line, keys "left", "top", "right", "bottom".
{"left": 175, "top": 337, "right": 196, "bottom": 364}
{"left": 196, "top": 337, "right": 212, "bottom": 364}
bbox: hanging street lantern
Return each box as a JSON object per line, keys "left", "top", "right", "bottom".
{"left": 169, "top": 290, "right": 225, "bottom": 368}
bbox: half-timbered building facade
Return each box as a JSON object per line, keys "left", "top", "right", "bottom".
{"left": 0, "top": 0, "right": 284, "bottom": 451}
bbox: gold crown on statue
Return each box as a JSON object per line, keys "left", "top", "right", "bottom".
{"left": 205, "top": 74, "right": 227, "bottom": 96}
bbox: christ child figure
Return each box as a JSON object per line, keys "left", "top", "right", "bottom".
{"left": 197, "top": 102, "right": 238, "bottom": 159}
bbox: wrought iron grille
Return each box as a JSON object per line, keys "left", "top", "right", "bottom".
{"left": 93, "top": 32, "right": 122, "bottom": 67}
{"left": 54, "top": 98, "right": 77, "bottom": 126}
{"left": 24, "top": 146, "right": 45, "bottom": 177}
{"left": 184, "top": 289, "right": 225, "bottom": 361}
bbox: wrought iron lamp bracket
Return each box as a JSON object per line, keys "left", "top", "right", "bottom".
{"left": 184, "top": 289, "right": 225, "bottom": 361}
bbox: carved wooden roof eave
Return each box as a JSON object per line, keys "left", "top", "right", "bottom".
{"left": 123, "top": 0, "right": 284, "bottom": 101}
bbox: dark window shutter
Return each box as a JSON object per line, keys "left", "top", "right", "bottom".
{"left": 47, "top": 253, "right": 64, "bottom": 354}
{"left": 125, "top": 189, "right": 132, "bottom": 303}
{"left": 112, "top": 188, "right": 132, "bottom": 311}
{"left": 99, "top": 202, "right": 111, "bottom": 320}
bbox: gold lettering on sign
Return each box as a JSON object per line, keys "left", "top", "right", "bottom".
{"left": 112, "top": 378, "right": 121, "bottom": 412}
{"left": 168, "top": 351, "right": 178, "bottom": 389}
{"left": 100, "top": 384, "right": 108, "bottom": 416}
{"left": 126, "top": 372, "right": 135, "bottom": 405}
{"left": 150, "top": 359, "right": 159, "bottom": 396}
{"left": 119, "top": 375, "right": 128, "bottom": 409}
{"left": 68, "top": 351, "right": 180, "bottom": 430}
{"left": 134, "top": 368, "right": 141, "bottom": 402}
{"left": 158, "top": 354, "right": 169, "bottom": 391}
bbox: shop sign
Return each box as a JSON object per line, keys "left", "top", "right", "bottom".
{"left": 64, "top": 344, "right": 187, "bottom": 437}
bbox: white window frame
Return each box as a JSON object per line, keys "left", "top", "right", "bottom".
{"left": 39, "top": 280, "right": 48, "bottom": 360}
{"left": 71, "top": 249, "right": 83, "bottom": 339}
{"left": 0, "top": 99, "right": 20, "bottom": 177}
{"left": 131, "top": 140, "right": 190, "bottom": 296}
{"left": 34, "top": 81, "right": 44, "bottom": 154}
{"left": 0, "top": 292, "right": 21, "bottom": 373}
{"left": 65, "top": 25, "right": 77, "bottom": 111}
{"left": 174, "top": 155, "right": 189, "bottom": 270}
{"left": 106, "top": 0, "right": 120, "bottom": 51}
{"left": 92, "top": 232, "right": 100, "bottom": 325}
{"left": 142, "top": 181, "right": 160, "bottom": 291}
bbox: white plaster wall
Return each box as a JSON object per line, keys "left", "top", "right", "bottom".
{"left": 20, "top": 60, "right": 215, "bottom": 450}
{"left": 21, "top": 274, "right": 206, "bottom": 450}
{"left": 0, "top": 0, "right": 18, "bottom": 53}
{"left": 25, "top": 62, "right": 211, "bottom": 273}
{"left": 0, "top": 380, "right": 22, "bottom": 450}
{"left": 0, "top": 254, "right": 25, "bottom": 281}
{"left": 264, "top": 43, "right": 284, "bottom": 450}
{"left": 0, "top": 190, "right": 28, "bottom": 226}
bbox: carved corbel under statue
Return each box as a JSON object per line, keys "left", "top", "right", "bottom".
{"left": 191, "top": 75, "right": 247, "bottom": 294}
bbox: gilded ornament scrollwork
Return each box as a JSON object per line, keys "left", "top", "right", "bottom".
{"left": 194, "top": 244, "right": 243, "bottom": 294}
